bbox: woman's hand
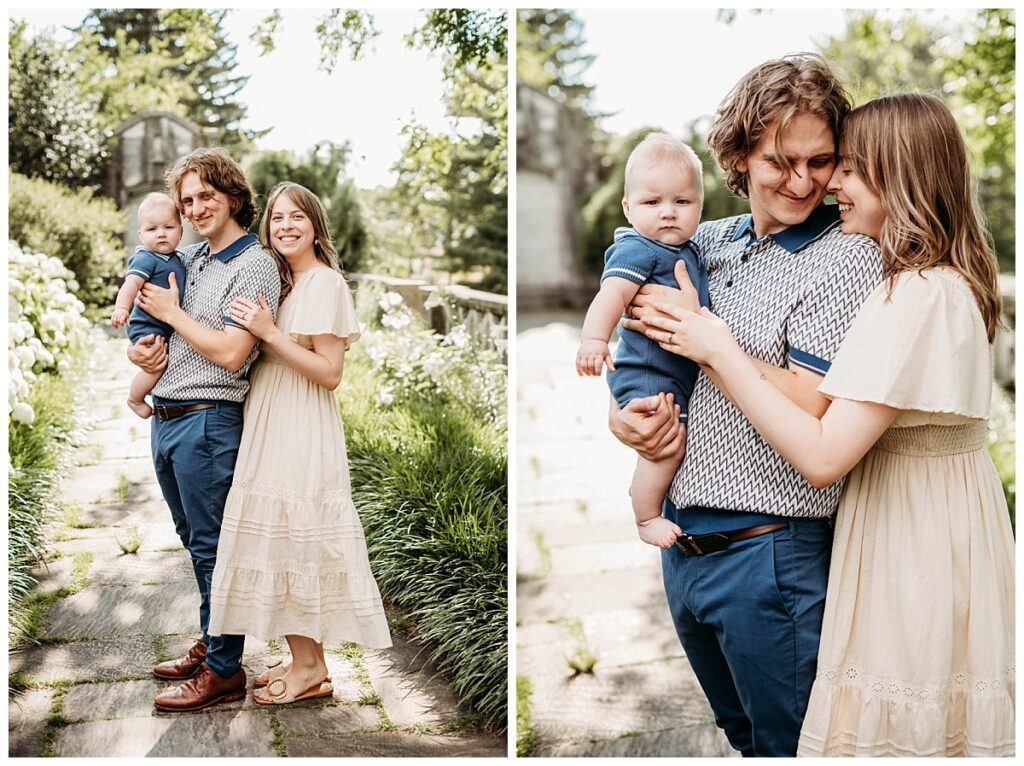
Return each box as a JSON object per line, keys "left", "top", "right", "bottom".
{"left": 138, "top": 273, "right": 181, "bottom": 323}
{"left": 642, "top": 304, "right": 739, "bottom": 367}
{"left": 229, "top": 295, "right": 277, "bottom": 340}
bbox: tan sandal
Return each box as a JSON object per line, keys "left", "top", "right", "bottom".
{"left": 253, "top": 678, "right": 334, "bottom": 706}
{"left": 254, "top": 659, "right": 332, "bottom": 689}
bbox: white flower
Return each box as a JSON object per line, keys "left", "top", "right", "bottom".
{"left": 379, "top": 291, "right": 405, "bottom": 310}
{"left": 375, "top": 388, "right": 395, "bottom": 407}
{"left": 9, "top": 322, "right": 26, "bottom": 344}
{"left": 14, "top": 345, "right": 35, "bottom": 368}
{"left": 40, "top": 313, "right": 65, "bottom": 333}
{"left": 11, "top": 402, "right": 35, "bottom": 425}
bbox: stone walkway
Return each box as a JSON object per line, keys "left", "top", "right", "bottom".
{"left": 516, "top": 315, "right": 737, "bottom": 757}
{"left": 8, "top": 332, "right": 506, "bottom": 758}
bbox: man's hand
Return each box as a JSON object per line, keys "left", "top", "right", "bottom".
{"left": 608, "top": 393, "right": 684, "bottom": 461}
{"left": 127, "top": 334, "right": 168, "bottom": 374}
{"left": 623, "top": 259, "right": 701, "bottom": 333}
{"left": 576, "top": 339, "right": 616, "bottom": 376}
{"left": 138, "top": 273, "right": 181, "bottom": 323}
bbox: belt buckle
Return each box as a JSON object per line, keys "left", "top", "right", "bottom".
{"left": 154, "top": 404, "right": 182, "bottom": 420}
{"left": 674, "top": 533, "right": 704, "bottom": 556}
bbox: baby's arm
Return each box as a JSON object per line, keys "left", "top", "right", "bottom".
{"left": 111, "top": 275, "right": 146, "bottom": 328}
{"left": 576, "top": 277, "right": 643, "bottom": 376}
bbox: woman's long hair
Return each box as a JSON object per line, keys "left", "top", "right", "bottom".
{"left": 840, "top": 93, "right": 1002, "bottom": 341}
{"left": 259, "top": 182, "right": 342, "bottom": 299}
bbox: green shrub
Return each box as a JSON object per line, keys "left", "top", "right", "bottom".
{"left": 341, "top": 352, "right": 507, "bottom": 731}
{"left": 8, "top": 374, "right": 80, "bottom": 641}
{"left": 8, "top": 172, "right": 125, "bottom": 308}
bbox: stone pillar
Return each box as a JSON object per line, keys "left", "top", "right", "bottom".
{"left": 111, "top": 111, "right": 205, "bottom": 256}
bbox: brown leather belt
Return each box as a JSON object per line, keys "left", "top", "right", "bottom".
{"left": 153, "top": 403, "right": 217, "bottom": 421}
{"left": 673, "top": 522, "right": 788, "bottom": 556}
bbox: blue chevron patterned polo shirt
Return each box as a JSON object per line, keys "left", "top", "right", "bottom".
{"left": 152, "top": 234, "right": 281, "bottom": 403}
{"left": 668, "top": 205, "right": 881, "bottom": 518}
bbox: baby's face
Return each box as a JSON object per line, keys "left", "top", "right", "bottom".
{"left": 138, "top": 207, "right": 183, "bottom": 254}
{"left": 622, "top": 163, "right": 702, "bottom": 246}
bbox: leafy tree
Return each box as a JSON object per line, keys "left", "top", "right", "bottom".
{"left": 516, "top": 9, "right": 595, "bottom": 111}
{"left": 246, "top": 142, "right": 368, "bottom": 273}
{"left": 74, "top": 9, "right": 262, "bottom": 155}
{"left": 8, "top": 22, "right": 105, "bottom": 187}
{"left": 822, "top": 10, "right": 1015, "bottom": 272}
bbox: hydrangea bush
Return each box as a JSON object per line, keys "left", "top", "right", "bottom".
{"left": 8, "top": 240, "right": 91, "bottom": 425}
{"left": 355, "top": 283, "right": 507, "bottom": 428}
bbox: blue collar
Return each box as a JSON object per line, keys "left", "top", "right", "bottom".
{"left": 614, "top": 226, "right": 701, "bottom": 256}
{"left": 210, "top": 233, "right": 260, "bottom": 263}
{"left": 730, "top": 205, "right": 841, "bottom": 253}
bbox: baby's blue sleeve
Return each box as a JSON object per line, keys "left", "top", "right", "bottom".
{"left": 601, "top": 238, "right": 656, "bottom": 286}
{"left": 126, "top": 249, "right": 157, "bottom": 281}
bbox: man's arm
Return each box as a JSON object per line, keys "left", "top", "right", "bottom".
{"left": 608, "top": 392, "right": 685, "bottom": 460}
{"left": 138, "top": 273, "right": 257, "bottom": 372}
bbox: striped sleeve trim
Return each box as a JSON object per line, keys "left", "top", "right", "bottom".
{"left": 788, "top": 347, "right": 830, "bottom": 375}
{"left": 601, "top": 267, "right": 647, "bottom": 285}
{"left": 126, "top": 268, "right": 152, "bottom": 279}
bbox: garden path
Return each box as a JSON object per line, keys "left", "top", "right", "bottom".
{"left": 8, "top": 332, "right": 505, "bottom": 758}
{"left": 516, "top": 313, "right": 737, "bottom": 757}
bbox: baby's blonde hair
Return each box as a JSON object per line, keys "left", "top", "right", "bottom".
{"left": 138, "top": 191, "right": 180, "bottom": 221}
{"left": 623, "top": 132, "right": 703, "bottom": 200}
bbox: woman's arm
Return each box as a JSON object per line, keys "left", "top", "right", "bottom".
{"left": 624, "top": 261, "right": 831, "bottom": 417}
{"left": 229, "top": 295, "right": 346, "bottom": 390}
{"left": 645, "top": 306, "right": 898, "bottom": 487}
{"left": 138, "top": 273, "right": 257, "bottom": 372}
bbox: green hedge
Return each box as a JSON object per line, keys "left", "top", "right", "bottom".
{"left": 8, "top": 172, "right": 125, "bottom": 309}
{"left": 340, "top": 353, "right": 508, "bottom": 731}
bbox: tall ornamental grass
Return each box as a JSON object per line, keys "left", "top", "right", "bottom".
{"left": 340, "top": 285, "right": 507, "bottom": 730}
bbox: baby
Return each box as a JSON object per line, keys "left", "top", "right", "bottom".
{"left": 110, "top": 192, "right": 186, "bottom": 419}
{"left": 576, "top": 132, "right": 710, "bottom": 549}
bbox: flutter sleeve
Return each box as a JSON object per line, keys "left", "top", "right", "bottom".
{"left": 818, "top": 269, "right": 991, "bottom": 417}
{"left": 289, "top": 268, "right": 361, "bottom": 349}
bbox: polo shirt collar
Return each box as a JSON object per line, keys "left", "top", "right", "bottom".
{"left": 730, "top": 204, "right": 841, "bottom": 253}
{"left": 211, "top": 233, "right": 259, "bottom": 263}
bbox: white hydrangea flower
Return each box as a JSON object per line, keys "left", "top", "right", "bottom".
{"left": 12, "top": 402, "right": 35, "bottom": 425}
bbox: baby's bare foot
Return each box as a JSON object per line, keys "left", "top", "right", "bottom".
{"left": 127, "top": 398, "right": 153, "bottom": 419}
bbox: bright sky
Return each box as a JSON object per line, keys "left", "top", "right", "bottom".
{"left": 574, "top": 8, "right": 973, "bottom": 137}
{"left": 13, "top": 8, "right": 454, "bottom": 189}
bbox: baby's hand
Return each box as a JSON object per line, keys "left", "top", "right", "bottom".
{"left": 576, "top": 339, "right": 616, "bottom": 376}
{"left": 637, "top": 516, "right": 683, "bottom": 549}
{"left": 111, "top": 307, "right": 130, "bottom": 329}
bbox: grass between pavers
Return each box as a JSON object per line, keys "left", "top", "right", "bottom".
{"left": 327, "top": 643, "right": 392, "bottom": 727}
{"left": 14, "top": 552, "right": 94, "bottom": 646}
{"left": 515, "top": 675, "right": 537, "bottom": 756}
{"left": 268, "top": 710, "right": 288, "bottom": 756}
{"left": 565, "top": 619, "right": 598, "bottom": 676}
{"left": 151, "top": 634, "right": 170, "bottom": 665}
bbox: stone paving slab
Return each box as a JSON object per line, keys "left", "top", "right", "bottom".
{"left": 28, "top": 556, "right": 76, "bottom": 595}
{"left": 276, "top": 702, "right": 381, "bottom": 735}
{"left": 44, "top": 583, "right": 200, "bottom": 639}
{"left": 62, "top": 680, "right": 160, "bottom": 721}
{"left": 540, "top": 724, "right": 739, "bottom": 758}
{"left": 286, "top": 732, "right": 507, "bottom": 758}
{"left": 364, "top": 636, "right": 462, "bottom": 727}
{"left": 8, "top": 688, "right": 54, "bottom": 757}
{"left": 518, "top": 568, "right": 671, "bottom": 623}
{"left": 9, "top": 637, "right": 157, "bottom": 683}
{"left": 52, "top": 710, "right": 277, "bottom": 757}
{"left": 88, "top": 550, "right": 194, "bottom": 586}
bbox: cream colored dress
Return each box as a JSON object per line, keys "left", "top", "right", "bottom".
{"left": 797, "top": 268, "right": 1014, "bottom": 756}
{"left": 209, "top": 267, "right": 392, "bottom": 648}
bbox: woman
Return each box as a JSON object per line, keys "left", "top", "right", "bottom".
{"left": 208, "top": 182, "right": 391, "bottom": 705}
{"left": 643, "top": 93, "right": 1014, "bottom": 755}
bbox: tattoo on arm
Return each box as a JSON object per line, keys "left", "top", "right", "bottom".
{"left": 759, "top": 373, "right": 768, "bottom": 381}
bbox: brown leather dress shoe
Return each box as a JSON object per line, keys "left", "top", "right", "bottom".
{"left": 153, "top": 639, "right": 207, "bottom": 680}
{"left": 153, "top": 662, "right": 246, "bottom": 712}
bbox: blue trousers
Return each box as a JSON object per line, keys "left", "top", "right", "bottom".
{"left": 150, "top": 399, "right": 245, "bottom": 678}
{"left": 661, "top": 503, "right": 832, "bottom": 757}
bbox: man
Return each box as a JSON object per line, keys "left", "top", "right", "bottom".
{"left": 128, "top": 147, "right": 281, "bottom": 712}
{"left": 610, "top": 55, "right": 882, "bottom": 756}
